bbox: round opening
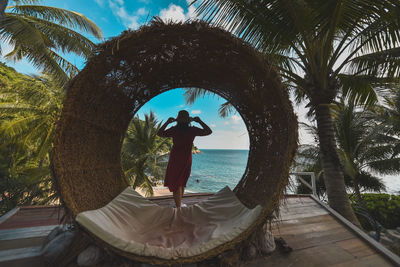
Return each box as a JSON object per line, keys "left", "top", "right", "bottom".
{"left": 123, "top": 88, "right": 250, "bottom": 196}
{"left": 52, "top": 22, "right": 297, "bottom": 218}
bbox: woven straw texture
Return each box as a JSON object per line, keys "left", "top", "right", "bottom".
{"left": 52, "top": 20, "right": 298, "bottom": 264}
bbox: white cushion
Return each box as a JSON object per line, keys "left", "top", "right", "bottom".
{"left": 76, "top": 186, "right": 262, "bottom": 260}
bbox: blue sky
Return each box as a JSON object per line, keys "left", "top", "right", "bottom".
{"left": 1, "top": 0, "right": 312, "bottom": 149}
{"left": 138, "top": 89, "right": 249, "bottom": 149}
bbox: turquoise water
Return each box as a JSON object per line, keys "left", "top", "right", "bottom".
{"left": 186, "top": 149, "right": 248, "bottom": 193}
{"left": 185, "top": 149, "right": 400, "bottom": 194}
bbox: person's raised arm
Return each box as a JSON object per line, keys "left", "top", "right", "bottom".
{"left": 192, "top": 117, "right": 212, "bottom": 136}
{"left": 157, "top": 117, "right": 175, "bottom": 137}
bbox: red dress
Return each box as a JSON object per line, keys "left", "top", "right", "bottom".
{"left": 163, "top": 126, "right": 206, "bottom": 192}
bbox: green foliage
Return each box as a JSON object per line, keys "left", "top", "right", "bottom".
{"left": 0, "top": 0, "right": 103, "bottom": 85}
{"left": 0, "top": 146, "right": 56, "bottom": 216}
{"left": 0, "top": 61, "right": 31, "bottom": 87}
{"left": 294, "top": 102, "right": 400, "bottom": 196}
{"left": 195, "top": 0, "right": 399, "bottom": 223}
{"left": 0, "top": 72, "right": 64, "bottom": 161}
{"left": 195, "top": 0, "right": 400, "bottom": 108}
{"left": 0, "top": 63, "right": 62, "bottom": 216}
{"left": 350, "top": 193, "right": 400, "bottom": 230}
{"left": 0, "top": 62, "right": 173, "bottom": 213}
{"left": 122, "top": 112, "right": 172, "bottom": 196}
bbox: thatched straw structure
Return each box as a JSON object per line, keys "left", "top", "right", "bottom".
{"left": 52, "top": 20, "right": 298, "bottom": 264}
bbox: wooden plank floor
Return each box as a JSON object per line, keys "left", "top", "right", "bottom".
{"left": 0, "top": 194, "right": 397, "bottom": 266}
{"left": 0, "top": 205, "right": 66, "bottom": 230}
{"left": 252, "top": 197, "right": 395, "bottom": 266}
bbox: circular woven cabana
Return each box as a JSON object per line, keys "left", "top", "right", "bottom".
{"left": 52, "top": 21, "right": 298, "bottom": 264}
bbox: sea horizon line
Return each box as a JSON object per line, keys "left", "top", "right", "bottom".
{"left": 197, "top": 148, "right": 249, "bottom": 151}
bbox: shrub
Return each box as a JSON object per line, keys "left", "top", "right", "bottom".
{"left": 350, "top": 193, "right": 400, "bottom": 230}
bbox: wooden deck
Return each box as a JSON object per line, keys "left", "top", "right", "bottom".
{"left": 0, "top": 205, "right": 66, "bottom": 230}
{"left": 0, "top": 194, "right": 399, "bottom": 266}
{"left": 251, "top": 196, "right": 399, "bottom": 266}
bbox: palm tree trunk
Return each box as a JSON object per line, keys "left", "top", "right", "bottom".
{"left": 353, "top": 179, "right": 366, "bottom": 211}
{"left": 353, "top": 179, "right": 370, "bottom": 229}
{"left": 315, "top": 103, "right": 361, "bottom": 226}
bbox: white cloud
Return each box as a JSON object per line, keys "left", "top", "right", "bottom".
{"left": 231, "top": 115, "right": 241, "bottom": 124}
{"left": 108, "top": 0, "right": 148, "bottom": 29}
{"left": 210, "top": 124, "right": 216, "bottom": 128}
{"left": 191, "top": 110, "right": 201, "bottom": 114}
{"left": 222, "top": 115, "right": 242, "bottom": 126}
{"left": 136, "top": 7, "right": 147, "bottom": 16}
{"left": 159, "top": 4, "right": 186, "bottom": 22}
{"left": 159, "top": 1, "right": 198, "bottom": 23}
{"left": 94, "top": 0, "right": 105, "bottom": 7}
{"left": 194, "top": 129, "right": 249, "bottom": 150}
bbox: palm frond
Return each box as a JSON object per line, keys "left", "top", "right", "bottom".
{"left": 121, "top": 112, "right": 172, "bottom": 196}
{"left": 218, "top": 101, "right": 234, "bottom": 118}
{"left": 9, "top": 5, "right": 103, "bottom": 38}
{"left": 355, "top": 171, "right": 386, "bottom": 192}
{"left": 11, "top": 1, "right": 41, "bottom": 5}
{"left": 183, "top": 87, "right": 217, "bottom": 105}
{"left": 137, "top": 173, "right": 154, "bottom": 197}
{"left": 1, "top": 1, "right": 103, "bottom": 84}
{"left": 14, "top": 46, "right": 71, "bottom": 85}
{"left": 367, "top": 158, "right": 400, "bottom": 175}
{"left": 0, "top": 14, "right": 47, "bottom": 48}
{"left": 0, "top": 74, "right": 63, "bottom": 163}
{"left": 361, "top": 145, "right": 394, "bottom": 162}
{"left": 0, "top": 114, "right": 42, "bottom": 138}
{"left": 348, "top": 47, "right": 400, "bottom": 78}
{"left": 195, "top": 0, "right": 314, "bottom": 53}
{"left": 25, "top": 15, "right": 96, "bottom": 57}
{"left": 299, "top": 122, "right": 318, "bottom": 140}
{"left": 338, "top": 74, "right": 394, "bottom": 107}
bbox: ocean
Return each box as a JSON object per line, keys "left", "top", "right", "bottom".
{"left": 185, "top": 149, "right": 400, "bottom": 195}
{"left": 186, "top": 149, "right": 248, "bottom": 193}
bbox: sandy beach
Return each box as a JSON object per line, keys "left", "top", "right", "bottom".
{"left": 136, "top": 185, "right": 172, "bottom": 197}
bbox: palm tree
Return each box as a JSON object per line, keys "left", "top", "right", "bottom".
{"left": 122, "top": 112, "right": 172, "bottom": 196}
{"left": 377, "top": 86, "right": 400, "bottom": 157}
{"left": 0, "top": 74, "right": 64, "bottom": 162}
{"left": 0, "top": 74, "right": 63, "bottom": 215}
{"left": 332, "top": 103, "right": 392, "bottom": 204}
{"left": 0, "top": 145, "right": 57, "bottom": 216}
{"left": 192, "top": 0, "right": 400, "bottom": 225}
{"left": 0, "top": 0, "right": 103, "bottom": 85}
{"left": 295, "top": 102, "right": 400, "bottom": 207}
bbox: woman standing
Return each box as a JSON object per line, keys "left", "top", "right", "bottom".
{"left": 157, "top": 110, "right": 212, "bottom": 208}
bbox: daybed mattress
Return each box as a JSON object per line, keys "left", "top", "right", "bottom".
{"left": 76, "top": 186, "right": 262, "bottom": 259}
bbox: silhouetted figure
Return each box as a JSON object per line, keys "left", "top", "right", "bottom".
{"left": 157, "top": 110, "right": 212, "bottom": 208}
